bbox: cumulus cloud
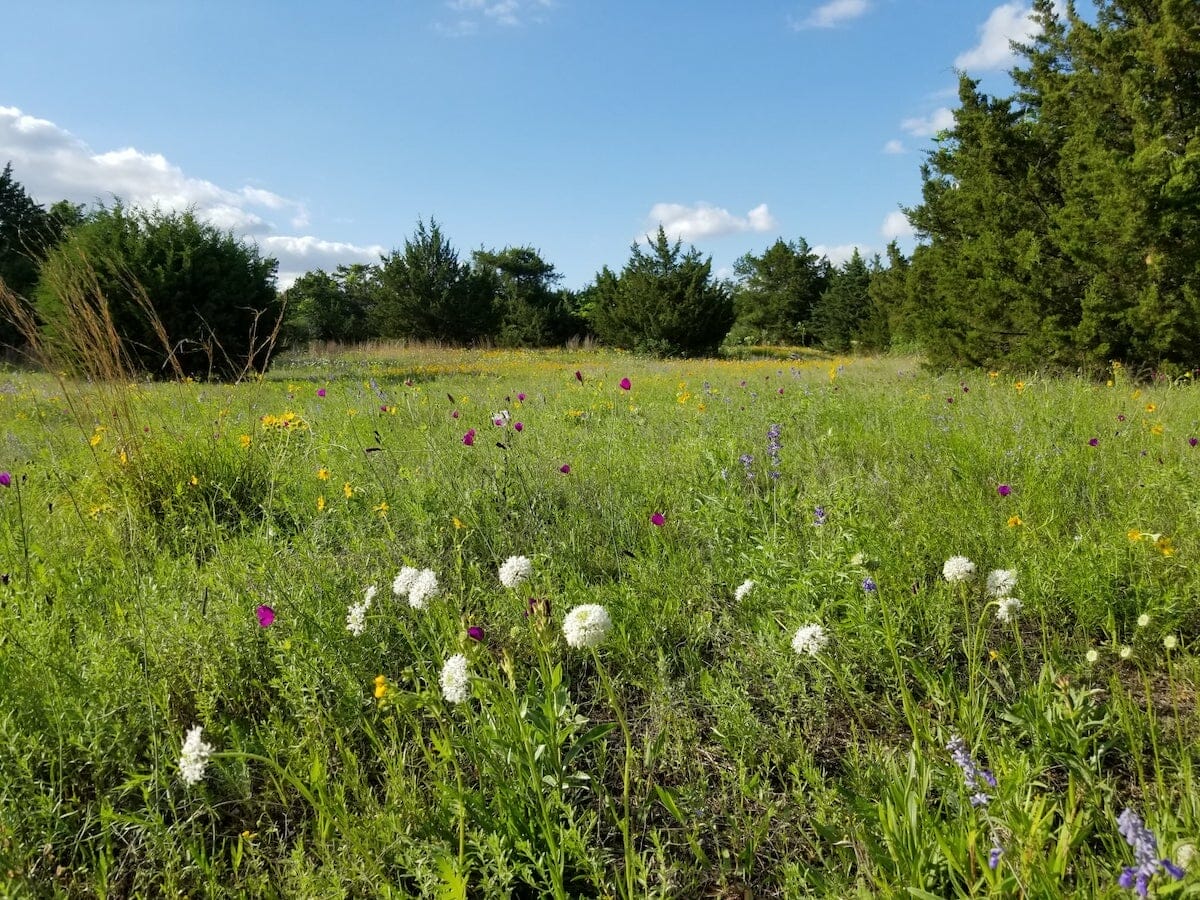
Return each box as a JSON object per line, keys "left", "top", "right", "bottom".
{"left": 791, "top": 0, "right": 871, "bottom": 29}
{"left": 881, "top": 210, "right": 915, "bottom": 241}
{"left": 900, "top": 106, "right": 955, "bottom": 137}
{"left": 882, "top": 139, "right": 906, "bottom": 154}
{"left": 645, "top": 202, "right": 777, "bottom": 243}
{"left": 955, "top": 2, "right": 1040, "bottom": 71}
{"left": 0, "top": 104, "right": 381, "bottom": 290}
{"left": 812, "top": 243, "right": 872, "bottom": 266}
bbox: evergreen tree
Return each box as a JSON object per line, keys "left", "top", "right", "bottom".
{"left": 812, "top": 249, "right": 871, "bottom": 352}
{"left": 589, "top": 226, "right": 733, "bottom": 356}
{"left": 472, "top": 246, "right": 582, "bottom": 346}
{"left": 725, "top": 237, "right": 830, "bottom": 347}
{"left": 282, "top": 263, "right": 378, "bottom": 344}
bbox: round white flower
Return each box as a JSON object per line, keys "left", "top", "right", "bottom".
{"left": 179, "top": 725, "right": 213, "bottom": 786}
{"left": 346, "top": 599, "right": 370, "bottom": 636}
{"left": 407, "top": 568, "right": 440, "bottom": 610}
{"left": 1164, "top": 635, "right": 1178, "bottom": 650}
{"left": 440, "top": 653, "right": 471, "bottom": 704}
{"left": 499, "top": 555, "right": 534, "bottom": 589}
{"left": 734, "top": 579, "right": 755, "bottom": 602}
{"left": 1137, "top": 613, "right": 1150, "bottom": 628}
{"left": 995, "top": 596, "right": 1023, "bottom": 623}
{"left": 791, "top": 623, "right": 828, "bottom": 657}
{"left": 561, "top": 604, "right": 612, "bottom": 649}
{"left": 943, "top": 556, "right": 977, "bottom": 584}
{"left": 392, "top": 566, "right": 419, "bottom": 598}
{"left": 364, "top": 584, "right": 378, "bottom": 604}
{"left": 985, "top": 569, "right": 1017, "bottom": 598}
{"left": 1085, "top": 648, "right": 1100, "bottom": 663}
{"left": 1119, "top": 645, "right": 1133, "bottom": 660}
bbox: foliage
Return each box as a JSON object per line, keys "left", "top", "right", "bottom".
{"left": 282, "top": 264, "right": 378, "bottom": 345}
{"left": 725, "top": 237, "right": 830, "bottom": 348}
{"left": 472, "top": 245, "right": 584, "bottom": 347}
{"left": 34, "top": 203, "right": 281, "bottom": 379}
{"left": 812, "top": 248, "right": 872, "bottom": 353}
{"left": 589, "top": 226, "right": 733, "bottom": 356}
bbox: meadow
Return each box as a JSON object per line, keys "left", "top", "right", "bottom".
{"left": 0, "top": 346, "right": 1197, "bottom": 898}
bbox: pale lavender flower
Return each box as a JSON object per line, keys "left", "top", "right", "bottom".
{"left": 947, "top": 734, "right": 996, "bottom": 807}
{"left": 1117, "top": 808, "right": 1185, "bottom": 896}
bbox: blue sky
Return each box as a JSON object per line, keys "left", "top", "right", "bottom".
{"left": 1, "top": 1, "right": 1047, "bottom": 289}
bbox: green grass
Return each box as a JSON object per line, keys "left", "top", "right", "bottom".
{"left": 0, "top": 348, "right": 1197, "bottom": 897}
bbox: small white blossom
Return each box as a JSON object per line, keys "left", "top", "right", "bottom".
{"left": 1086, "top": 648, "right": 1100, "bottom": 663}
{"left": 364, "top": 584, "right": 378, "bottom": 604}
{"left": 179, "top": 725, "right": 213, "bottom": 786}
{"left": 498, "top": 555, "right": 534, "bottom": 589}
{"left": 850, "top": 552, "right": 867, "bottom": 567}
{"left": 734, "top": 579, "right": 755, "bottom": 602}
{"left": 440, "top": 653, "right": 471, "bottom": 704}
{"left": 1119, "top": 645, "right": 1133, "bottom": 660}
{"left": 985, "top": 569, "right": 1017, "bottom": 598}
{"left": 1164, "top": 635, "right": 1178, "bottom": 650}
{"left": 562, "top": 604, "right": 612, "bottom": 649}
{"left": 943, "top": 556, "right": 977, "bottom": 584}
{"left": 346, "top": 598, "right": 370, "bottom": 636}
{"left": 392, "top": 566, "right": 419, "bottom": 598}
{"left": 995, "top": 596, "right": 1023, "bottom": 623}
{"left": 1137, "top": 613, "right": 1150, "bottom": 628}
{"left": 407, "top": 568, "right": 440, "bottom": 609}
{"left": 791, "top": 623, "right": 828, "bottom": 657}
{"left": 492, "top": 409, "right": 511, "bottom": 427}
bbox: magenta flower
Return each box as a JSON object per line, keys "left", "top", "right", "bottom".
{"left": 575, "top": 370, "right": 583, "bottom": 383}
{"left": 650, "top": 512, "right": 665, "bottom": 526}
{"left": 0, "top": 472, "right": 10, "bottom": 488}
{"left": 997, "top": 484, "right": 1012, "bottom": 497}
{"left": 467, "top": 626, "right": 484, "bottom": 642}
{"left": 1190, "top": 437, "right": 1198, "bottom": 447}
{"left": 619, "top": 377, "right": 632, "bottom": 391}
{"left": 462, "top": 429, "right": 476, "bottom": 446}
{"left": 1088, "top": 437, "right": 1099, "bottom": 447}
{"left": 256, "top": 605, "right": 275, "bottom": 628}
{"left": 317, "top": 388, "right": 326, "bottom": 398}
{"left": 513, "top": 422, "right": 523, "bottom": 432}
{"left": 559, "top": 464, "right": 571, "bottom": 474}
{"left": 452, "top": 410, "right": 459, "bottom": 419}
{"left": 517, "top": 393, "right": 526, "bottom": 402}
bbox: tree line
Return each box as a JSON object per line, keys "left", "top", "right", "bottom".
{"left": 1, "top": 0, "right": 1195, "bottom": 377}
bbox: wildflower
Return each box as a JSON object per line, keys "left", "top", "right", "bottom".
{"left": 1007, "top": 516, "right": 1023, "bottom": 528}
{"left": 513, "top": 422, "right": 523, "bottom": 432}
{"left": 0, "top": 472, "right": 10, "bottom": 488}
{"left": 440, "top": 654, "right": 471, "bottom": 704}
{"left": 650, "top": 512, "right": 665, "bottom": 526}
{"left": 862, "top": 577, "right": 878, "bottom": 593}
{"left": 317, "top": 467, "right": 329, "bottom": 480}
{"left": 1128, "top": 529, "right": 1144, "bottom": 543}
{"left": 179, "top": 725, "right": 214, "bottom": 786}
{"left": 1014, "top": 381, "right": 1025, "bottom": 393}
{"left": 559, "top": 464, "right": 571, "bottom": 474}
{"left": 1144, "top": 403, "right": 1156, "bottom": 413}
{"left": 189, "top": 475, "right": 199, "bottom": 487}
{"left": 943, "top": 556, "right": 977, "bottom": 584}
{"left": 256, "top": 605, "right": 275, "bottom": 628}
{"left": 499, "top": 555, "right": 533, "bottom": 589}
{"left": 239, "top": 434, "right": 252, "bottom": 449}
{"left": 619, "top": 378, "right": 631, "bottom": 391}
{"left": 739, "top": 453, "right": 755, "bottom": 480}
{"left": 343, "top": 482, "right": 353, "bottom": 499}
{"left": 517, "top": 393, "right": 525, "bottom": 402}
{"left": 1116, "top": 807, "right": 1184, "bottom": 896}
{"left": 462, "top": 429, "right": 476, "bottom": 446}
{"left": 946, "top": 734, "right": 996, "bottom": 807}
{"left": 734, "top": 580, "right": 755, "bottom": 602}
{"left": 346, "top": 588, "right": 374, "bottom": 636}
{"left": 1137, "top": 613, "right": 1150, "bottom": 628}
{"left": 374, "top": 674, "right": 388, "bottom": 699}
{"left": 575, "top": 370, "right": 583, "bottom": 383}
{"left": 995, "top": 597, "right": 1023, "bottom": 623}
{"left": 767, "top": 423, "right": 782, "bottom": 479}
{"left": 1086, "top": 648, "right": 1100, "bottom": 663}
{"left": 452, "top": 516, "right": 464, "bottom": 530}
{"left": 1190, "top": 437, "right": 1198, "bottom": 448}
{"left": 562, "top": 604, "right": 612, "bottom": 649}
{"left": 317, "top": 388, "right": 326, "bottom": 397}
{"left": 989, "top": 847, "right": 1003, "bottom": 870}
{"left": 791, "top": 623, "right": 828, "bottom": 657}
{"left": 1154, "top": 535, "right": 1174, "bottom": 557}
{"left": 813, "top": 506, "right": 827, "bottom": 526}
{"left": 1119, "top": 646, "right": 1132, "bottom": 660}
{"left": 492, "top": 410, "right": 510, "bottom": 427}
{"left": 393, "top": 566, "right": 419, "bottom": 598}
{"left": 997, "top": 484, "right": 1011, "bottom": 497}
{"left": 985, "top": 569, "right": 1017, "bottom": 597}
{"left": 316, "top": 495, "right": 325, "bottom": 512}
{"left": 1163, "top": 635, "right": 1178, "bottom": 650}
{"left": 1089, "top": 437, "right": 1099, "bottom": 447}
{"left": 406, "top": 568, "right": 440, "bottom": 609}
{"left": 467, "top": 626, "right": 484, "bottom": 642}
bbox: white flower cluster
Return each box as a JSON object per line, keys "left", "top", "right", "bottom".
{"left": 734, "top": 579, "right": 755, "bottom": 602}
{"left": 985, "top": 569, "right": 1017, "bottom": 597}
{"left": 346, "top": 585, "right": 375, "bottom": 636}
{"left": 943, "top": 556, "right": 977, "bottom": 584}
{"left": 440, "top": 653, "right": 471, "bottom": 704}
{"left": 995, "top": 596, "right": 1023, "bottom": 623}
{"left": 562, "top": 604, "right": 612, "bottom": 649}
{"left": 499, "top": 555, "right": 533, "bottom": 589}
{"left": 179, "top": 725, "right": 213, "bottom": 786}
{"left": 393, "top": 566, "right": 440, "bottom": 609}
{"left": 791, "top": 623, "right": 828, "bottom": 657}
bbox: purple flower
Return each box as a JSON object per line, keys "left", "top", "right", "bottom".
{"left": 619, "top": 377, "right": 632, "bottom": 391}
{"left": 989, "top": 847, "right": 1003, "bottom": 870}
{"left": 1117, "top": 414, "right": 1126, "bottom": 422}
{"left": 462, "top": 429, "right": 476, "bottom": 447}
{"left": 317, "top": 388, "right": 326, "bottom": 397}
{"left": 997, "top": 484, "right": 1011, "bottom": 497}
{"left": 814, "top": 506, "right": 827, "bottom": 526}
{"left": 256, "top": 605, "right": 275, "bottom": 628}
{"left": 517, "top": 393, "right": 526, "bottom": 402}
{"left": 1117, "top": 807, "right": 1185, "bottom": 896}
{"left": 1089, "top": 437, "right": 1100, "bottom": 447}
{"left": 467, "top": 626, "right": 484, "bottom": 642}
{"left": 0, "top": 472, "right": 10, "bottom": 488}
{"left": 1190, "top": 437, "right": 1198, "bottom": 448}
{"left": 650, "top": 512, "right": 665, "bottom": 526}
{"left": 559, "top": 464, "right": 571, "bottom": 474}
{"left": 862, "top": 577, "right": 877, "bottom": 593}
{"left": 947, "top": 735, "right": 996, "bottom": 807}
{"left": 513, "top": 422, "right": 523, "bottom": 432}
{"left": 452, "top": 410, "right": 459, "bottom": 419}
{"left": 767, "top": 424, "right": 782, "bottom": 479}
{"left": 739, "top": 453, "right": 755, "bottom": 481}
{"left": 575, "top": 370, "right": 583, "bottom": 383}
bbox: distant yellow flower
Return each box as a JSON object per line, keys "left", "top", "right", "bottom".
{"left": 189, "top": 475, "right": 199, "bottom": 487}
{"left": 317, "top": 467, "right": 330, "bottom": 481}
{"left": 239, "top": 434, "right": 252, "bottom": 449}
{"left": 374, "top": 675, "right": 388, "bottom": 700}
{"left": 1128, "top": 529, "right": 1144, "bottom": 543}
{"left": 1132, "top": 389, "right": 1142, "bottom": 399}
{"left": 1007, "top": 515, "right": 1023, "bottom": 528}
{"left": 1014, "top": 381, "right": 1026, "bottom": 393}
{"left": 1106, "top": 380, "right": 1114, "bottom": 387}
{"left": 697, "top": 402, "right": 707, "bottom": 413}
{"left": 343, "top": 482, "right": 353, "bottom": 499}
{"left": 118, "top": 450, "right": 128, "bottom": 465}
{"left": 1150, "top": 424, "right": 1164, "bottom": 436}
{"left": 1155, "top": 535, "right": 1174, "bottom": 557}
{"left": 453, "top": 516, "right": 464, "bottom": 530}
{"left": 317, "top": 495, "right": 326, "bottom": 512}
{"left": 988, "top": 371, "right": 999, "bottom": 380}
{"left": 988, "top": 649, "right": 1000, "bottom": 662}
{"left": 89, "top": 427, "right": 105, "bottom": 447}
{"left": 1145, "top": 403, "right": 1157, "bottom": 412}
{"left": 374, "top": 501, "right": 389, "bottom": 516}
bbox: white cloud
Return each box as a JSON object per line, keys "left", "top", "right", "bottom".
{"left": 900, "top": 106, "right": 955, "bottom": 137}
{"left": 440, "top": 0, "right": 553, "bottom": 33}
{"left": 0, "top": 104, "right": 381, "bottom": 290}
{"left": 954, "top": 2, "right": 1040, "bottom": 71}
{"left": 881, "top": 210, "right": 915, "bottom": 241}
{"left": 645, "top": 202, "right": 777, "bottom": 242}
{"left": 812, "top": 243, "right": 872, "bottom": 266}
{"left": 882, "top": 139, "right": 906, "bottom": 154}
{"left": 791, "top": 0, "right": 870, "bottom": 30}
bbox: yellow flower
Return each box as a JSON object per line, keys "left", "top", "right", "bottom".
{"left": 239, "top": 434, "right": 252, "bottom": 449}
{"left": 1132, "top": 389, "right": 1142, "bottom": 399}
{"left": 1014, "top": 381, "right": 1026, "bottom": 393}
{"left": 697, "top": 402, "right": 707, "bottom": 413}
{"left": 1150, "top": 424, "right": 1164, "bottom": 436}
{"left": 1007, "top": 515, "right": 1023, "bottom": 528}
{"left": 374, "top": 501, "right": 389, "bottom": 516}
{"left": 453, "top": 516, "right": 465, "bottom": 530}
{"left": 89, "top": 427, "right": 105, "bottom": 447}
{"left": 988, "top": 649, "right": 1000, "bottom": 662}
{"left": 1155, "top": 535, "right": 1174, "bottom": 557}
{"left": 1128, "top": 529, "right": 1144, "bottom": 543}
{"left": 189, "top": 475, "right": 199, "bottom": 487}
{"left": 1145, "top": 403, "right": 1157, "bottom": 412}
{"left": 1106, "top": 380, "right": 1114, "bottom": 387}
{"left": 988, "top": 371, "right": 999, "bottom": 380}
{"left": 317, "top": 467, "right": 330, "bottom": 481}
{"left": 374, "top": 675, "right": 388, "bottom": 700}
{"left": 343, "top": 482, "right": 353, "bottom": 499}
{"left": 118, "top": 450, "right": 128, "bottom": 465}
{"left": 316, "top": 495, "right": 326, "bottom": 512}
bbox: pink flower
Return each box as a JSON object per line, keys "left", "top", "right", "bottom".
{"left": 1088, "top": 437, "right": 1099, "bottom": 447}
{"left": 619, "top": 378, "right": 632, "bottom": 391}
{"left": 575, "top": 370, "right": 583, "bottom": 383}
{"left": 0, "top": 472, "right": 10, "bottom": 488}
{"left": 317, "top": 388, "right": 326, "bottom": 397}
{"left": 452, "top": 410, "right": 459, "bottom": 419}
{"left": 650, "top": 512, "right": 665, "bottom": 526}
{"left": 1190, "top": 437, "right": 1198, "bottom": 448}
{"left": 559, "top": 464, "right": 571, "bottom": 474}
{"left": 467, "top": 626, "right": 484, "bottom": 642}
{"left": 463, "top": 429, "right": 476, "bottom": 446}
{"left": 517, "top": 393, "right": 526, "bottom": 402}
{"left": 256, "top": 605, "right": 275, "bottom": 628}
{"left": 513, "top": 422, "right": 523, "bottom": 432}
{"left": 997, "top": 484, "right": 1011, "bottom": 497}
